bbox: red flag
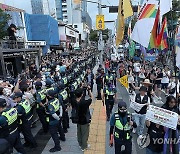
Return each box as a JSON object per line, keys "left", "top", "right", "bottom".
{"left": 156, "top": 17, "right": 166, "bottom": 46}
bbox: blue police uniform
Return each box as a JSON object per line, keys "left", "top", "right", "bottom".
{"left": 58, "top": 88, "right": 69, "bottom": 132}
{"left": 47, "top": 98, "right": 65, "bottom": 152}
{"left": 36, "top": 89, "right": 48, "bottom": 133}
{"left": 0, "top": 108, "right": 26, "bottom": 154}
{"left": 110, "top": 112, "right": 133, "bottom": 154}
{"left": 103, "top": 85, "right": 117, "bottom": 120}
{"left": 16, "top": 99, "right": 37, "bottom": 148}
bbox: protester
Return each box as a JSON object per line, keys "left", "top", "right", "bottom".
{"left": 75, "top": 88, "right": 92, "bottom": 151}
{"left": 133, "top": 86, "right": 150, "bottom": 138}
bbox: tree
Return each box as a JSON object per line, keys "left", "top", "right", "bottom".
{"left": 89, "top": 28, "right": 109, "bottom": 43}
{"left": 0, "top": 9, "right": 11, "bottom": 39}
{"left": 165, "top": 0, "right": 180, "bottom": 30}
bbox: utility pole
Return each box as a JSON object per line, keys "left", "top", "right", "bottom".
{"left": 98, "top": 0, "right": 103, "bottom": 65}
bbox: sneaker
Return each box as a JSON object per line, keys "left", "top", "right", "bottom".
{"left": 81, "top": 148, "right": 85, "bottom": 152}
{"left": 49, "top": 147, "right": 61, "bottom": 153}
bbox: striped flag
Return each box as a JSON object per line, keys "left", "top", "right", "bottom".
{"left": 148, "top": 8, "right": 160, "bottom": 49}
{"left": 160, "top": 17, "right": 168, "bottom": 50}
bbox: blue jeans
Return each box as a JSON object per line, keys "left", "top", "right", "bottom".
{"left": 134, "top": 113, "right": 146, "bottom": 135}
{"left": 146, "top": 148, "right": 162, "bottom": 154}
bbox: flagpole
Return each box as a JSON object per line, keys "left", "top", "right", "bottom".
{"left": 170, "top": 8, "right": 178, "bottom": 101}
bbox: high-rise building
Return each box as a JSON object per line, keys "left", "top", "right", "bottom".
{"left": 31, "top": 0, "right": 44, "bottom": 14}
{"left": 55, "top": 0, "right": 63, "bottom": 20}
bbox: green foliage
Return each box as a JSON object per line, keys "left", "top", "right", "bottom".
{"left": 89, "top": 28, "right": 109, "bottom": 43}
{"left": 165, "top": 0, "right": 180, "bottom": 29}
{"left": 0, "top": 9, "right": 11, "bottom": 39}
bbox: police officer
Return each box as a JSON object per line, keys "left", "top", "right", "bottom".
{"left": 0, "top": 98, "right": 26, "bottom": 154}
{"left": 102, "top": 81, "right": 117, "bottom": 121}
{"left": 58, "top": 83, "right": 69, "bottom": 133}
{"left": 14, "top": 92, "right": 37, "bottom": 149}
{"left": 109, "top": 101, "right": 137, "bottom": 154}
{"left": 35, "top": 81, "right": 48, "bottom": 134}
{"left": 46, "top": 90, "right": 65, "bottom": 152}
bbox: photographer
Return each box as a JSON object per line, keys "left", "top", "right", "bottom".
{"left": 109, "top": 101, "right": 137, "bottom": 154}
{"left": 75, "top": 88, "right": 92, "bottom": 151}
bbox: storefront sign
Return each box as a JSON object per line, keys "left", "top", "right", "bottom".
{"left": 146, "top": 105, "right": 178, "bottom": 130}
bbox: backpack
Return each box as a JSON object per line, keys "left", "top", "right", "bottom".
{"left": 71, "top": 106, "right": 79, "bottom": 124}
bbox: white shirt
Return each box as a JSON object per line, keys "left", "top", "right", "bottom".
{"left": 161, "top": 71, "right": 170, "bottom": 83}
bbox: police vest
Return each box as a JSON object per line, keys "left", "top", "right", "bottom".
{"left": 19, "top": 99, "right": 32, "bottom": 121}
{"left": 38, "top": 89, "right": 46, "bottom": 101}
{"left": 1, "top": 108, "right": 18, "bottom": 135}
{"left": 109, "top": 75, "right": 114, "bottom": 81}
{"left": 62, "top": 77, "right": 68, "bottom": 85}
{"left": 105, "top": 75, "right": 109, "bottom": 80}
{"left": 72, "top": 82, "right": 78, "bottom": 91}
{"left": 59, "top": 89, "right": 68, "bottom": 101}
{"left": 77, "top": 78, "right": 81, "bottom": 85}
{"left": 47, "top": 99, "right": 60, "bottom": 122}
{"left": 114, "top": 112, "right": 131, "bottom": 140}
{"left": 105, "top": 87, "right": 115, "bottom": 100}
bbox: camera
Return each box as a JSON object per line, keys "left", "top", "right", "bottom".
{"left": 127, "top": 114, "right": 131, "bottom": 122}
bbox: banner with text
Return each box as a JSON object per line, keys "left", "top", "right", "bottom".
{"left": 146, "top": 105, "right": 178, "bottom": 130}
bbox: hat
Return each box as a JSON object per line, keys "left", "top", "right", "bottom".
{"left": 139, "top": 86, "right": 147, "bottom": 92}
{"left": 142, "top": 79, "right": 152, "bottom": 85}
{"left": 35, "top": 81, "right": 42, "bottom": 87}
{"left": 14, "top": 92, "right": 23, "bottom": 99}
{"left": 118, "top": 101, "right": 127, "bottom": 109}
{"left": 48, "top": 90, "right": 56, "bottom": 97}
{"left": 0, "top": 98, "right": 6, "bottom": 108}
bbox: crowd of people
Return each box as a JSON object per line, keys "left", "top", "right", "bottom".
{"left": 0, "top": 49, "right": 97, "bottom": 153}
{"left": 0, "top": 48, "right": 180, "bottom": 154}
{"left": 103, "top": 58, "right": 180, "bottom": 154}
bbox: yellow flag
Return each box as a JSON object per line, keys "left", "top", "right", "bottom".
{"left": 118, "top": 75, "right": 128, "bottom": 88}
{"left": 116, "top": 0, "right": 133, "bottom": 46}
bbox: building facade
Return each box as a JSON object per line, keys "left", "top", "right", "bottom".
{"left": 31, "top": 0, "right": 43, "bottom": 14}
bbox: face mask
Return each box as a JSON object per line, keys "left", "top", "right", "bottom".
{"left": 119, "top": 111, "right": 127, "bottom": 117}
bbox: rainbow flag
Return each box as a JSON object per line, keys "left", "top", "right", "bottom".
{"left": 138, "top": 4, "right": 157, "bottom": 20}
{"left": 160, "top": 18, "right": 168, "bottom": 50}
{"left": 148, "top": 8, "right": 160, "bottom": 49}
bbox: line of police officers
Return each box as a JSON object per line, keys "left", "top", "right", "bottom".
{"left": 0, "top": 53, "right": 97, "bottom": 153}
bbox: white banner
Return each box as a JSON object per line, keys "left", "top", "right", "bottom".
{"left": 130, "top": 102, "right": 146, "bottom": 112}
{"left": 146, "top": 105, "right": 178, "bottom": 130}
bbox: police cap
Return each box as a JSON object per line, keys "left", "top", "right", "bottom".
{"left": 118, "top": 101, "right": 127, "bottom": 109}
{"left": 35, "top": 81, "right": 42, "bottom": 87}
{"left": 46, "top": 80, "right": 52, "bottom": 86}
{"left": 0, "top": 98, "right": 6, "bottom": 108}
{"left": 14, "top": 92, "right": 23, "bottom": 99}
{"left": 48, "top": 90, "right": 56, "bottom": 97}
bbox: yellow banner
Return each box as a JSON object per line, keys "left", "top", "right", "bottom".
{"left": 96, "top": 15, "right": 105, "bottom": 30}
{"left": 118, "top": 75, "right": 128, "bottom": 88}
{"left": 116, "top": 0, "right": 133, "bottom": 46}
